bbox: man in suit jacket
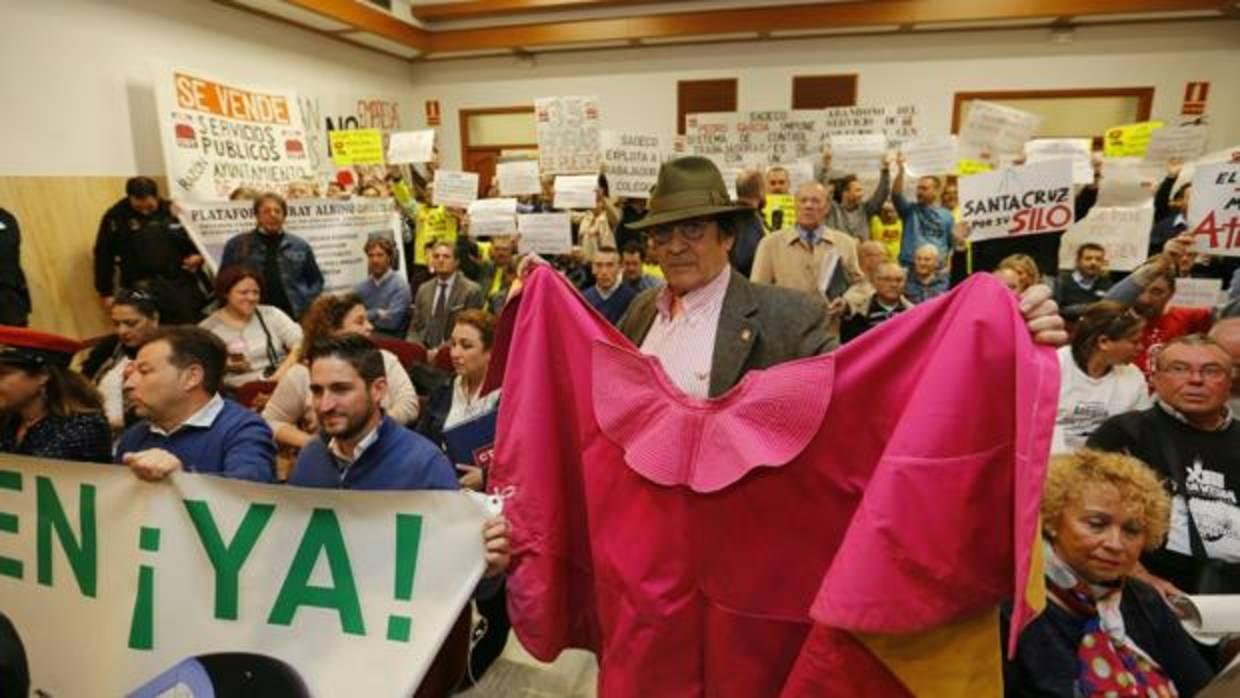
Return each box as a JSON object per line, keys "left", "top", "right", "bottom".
{"left": 614, "top": 157, "right": 1066, "bottom": 398}
{"left": 408, "top": 240, "right": 484, "bottom": 347}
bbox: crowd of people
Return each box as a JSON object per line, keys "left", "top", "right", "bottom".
{"left": 1, "top": 136, "right": 1239, "bottom": 696}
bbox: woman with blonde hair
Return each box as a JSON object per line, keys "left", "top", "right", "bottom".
{"left": 997, "top": 253, "right": 1042, "bottom": 294}
{"left": 1003, "top": 450, "right": 1213, "bottom": 697}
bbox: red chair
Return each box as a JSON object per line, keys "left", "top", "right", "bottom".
{"left": 234, "top": 380, "right": 278, "bottom": 410}
{"left": 432, "top": 344, "right": 454, "bottom": 373}
{"left": 373, "top": 336, "right": 428, "bottom": 369}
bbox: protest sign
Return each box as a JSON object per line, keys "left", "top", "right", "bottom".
{"left": 902, "top": 135, "right": 958, "bottom": 177}
{"left": 386, "top": 129, "right": 436, "bottom": 165}
{"left": 960, "top": 159, "right": 1074, "bottom": 241}
{"left": 956, "top": 159, "right": 994, "bottom": 176}
{"left": 517, "top": 213, "right": 572, "bottom": 254}
{"left": 1170, "top": 277, "right": 1223, "bottom": 308}
{"left": 1097, "top": 158, "right": 1163, "bottom": 207}
{"left": 1057, "top": 206, "right": 1154, "bottom": 272}
{"left": 433, "top": 170, "right": 480, "bottom": 209}
{"left": 156, "top": 67, "right": 318, "bottom": 201}
{"left": 822, "top": 105, "right": 920, "bottom": 145}
{"left": 553, "top": 175, "right": 598, "bottom": 210}
{"left": 601, "top": 131, "right": 663, "bottom": 198}
{"left": 1188, "top": 161, "right": 1240, "bottom": 257}
{"left": 496, "top": 160, "right": 542, "bottom": 197}
{"left": 684, "top": 110, "right": 826, "bottom": 166}
{"left": 1025, "top": 139, "right": 1094, "bottom": 185}
{"left": 827, "top": 134, "right": 887, "bottom": 179}
{"left": 180, "top": 198, "right": 404, "bottom": 293}
{"left": 535, "top": 96, "right": 601, "bottom": 175}
{"left": 329, "top": 129, "right": 385, "bottom": 167}
{"left": 467, "top": 198, "right": 518, "bottom": 238}
{"left": 1103, "top": 121, "right": 1164, "bottom": 158}
{"left": 0, "top": 454, "right": 489, "bottom": 697}
{"left": 298, "top": 93, "right": 406, "bottom": 178}
{"left": 1143, "top": 124, "right": 1209, "bottom": 165}
{"left": 958, "top": 101, "right": 1042, "bottom": 160}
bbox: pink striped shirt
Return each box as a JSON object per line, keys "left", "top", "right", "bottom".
{"left": 639, "top": 268, "right": 731, "bottom": 398}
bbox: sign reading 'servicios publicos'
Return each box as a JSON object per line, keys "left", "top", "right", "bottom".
{"left": 156, "top": 67, "right": 318, "bottom": 201}
{"left": 0, "top": 455, "right": 489, "bottom": 697}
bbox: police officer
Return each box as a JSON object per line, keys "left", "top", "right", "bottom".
{"left": 93, "top": 177, "right": 209, "bottom": 324}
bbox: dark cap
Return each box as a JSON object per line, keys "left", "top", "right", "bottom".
{"left": 0, "top": 326, "right": 82, "bottom": 370}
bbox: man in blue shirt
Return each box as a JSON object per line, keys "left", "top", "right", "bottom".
{"left": 291, "top": 334, "right": 510, "bottom": 576}
{"left": 355, "top": 236, "right": 411, "bottom": 337}
{"left": 892, "top": 154, "right": 955, "bottom": 270}
{"left": 117, "top": 327, "right": 275, "bottom": 482}
{"left": 582, "top": 246, "right": 637, "bottom": 325}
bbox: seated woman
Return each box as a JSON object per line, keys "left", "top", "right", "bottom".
{"left": 417, "top": 310, "right": 499, "bottom": 492}
{"left": 998, "top": 253, "right": 1042, "bottom": 294}
{"left": 1052, "top": 302, "right": 1149, "bottom": 454}
{"left": 199, "top": 266, "right": 301, "bottom": 389}
{"left": 1003, "top": 449, "right": 1214, "bottom": 697}
{"left": 0, "top": 327, "right": 111, "bottom": 462}
{"left": 263, "top": 293, "right": 419, "bottom": 451}
{"left": 81, "top": 288, "right": 160, "bottom": 432}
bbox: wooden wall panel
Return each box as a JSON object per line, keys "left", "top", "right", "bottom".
{"left": 0, "top": 176, "right": 151, "bottom": 340}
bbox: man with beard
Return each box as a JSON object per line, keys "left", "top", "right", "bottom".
{"left": 1105, "top": 234, "right": 1214, "bottom": 379}
{"left": 93, "top": 177, "right": 208, "bottom": 324}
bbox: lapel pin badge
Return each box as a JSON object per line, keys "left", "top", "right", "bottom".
{"left": 740, "top": 328, "right": 752, "bottom": 343}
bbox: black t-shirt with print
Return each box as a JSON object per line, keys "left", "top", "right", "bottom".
{"left": 1088, "top": 405, "right": 1240, "bottom": 593}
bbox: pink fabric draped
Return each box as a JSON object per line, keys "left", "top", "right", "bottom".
{"left": 487, "top": 267, "right": 1058, "bottom": 696}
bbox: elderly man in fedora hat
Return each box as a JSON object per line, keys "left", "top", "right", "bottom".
{"left": 611, "top": 156, "right": 1066, "bottom": 397}
{"left": 513, "top": 156, "right": 1065, "bottom": 397}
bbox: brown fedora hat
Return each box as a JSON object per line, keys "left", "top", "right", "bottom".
{"left": 627, "top": 156, "right": 747, "bottom": 230}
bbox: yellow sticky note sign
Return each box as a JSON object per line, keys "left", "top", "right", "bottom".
{"left": 764, "top": 193, "right": 797, "bottom": 230}
{"left": 330, "top": 128, "right": 386, "bottom": 166}
{"left": 1103, "top": 120, "right": 1165, "bottom": 158}
{"left": 955, "top": 159, "right": 993, "bottom": 176}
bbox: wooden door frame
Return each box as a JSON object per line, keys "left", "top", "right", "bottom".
{"left": 458, "top": 105, "right": 538, "bottom": 171}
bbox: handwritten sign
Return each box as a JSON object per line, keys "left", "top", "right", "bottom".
{"left": 330, "top": 128, "right": 385, "bottom": 166}
{"left": 684, "top": 110, "right": 826, "bottom": 166}
{"left": 958, "top": 101, "right": 1042, "bottom": 160}
{"left": 1103, "top": 121, "right": 1164, "bottom": 158}
{"left": 517, "top": 212, "right": 572, "bottom": 254}
{"left": 1143, "top": 124, "right": 1209, "bottom": 165}
{"left": 1057, "top": 206, "right": 1154, "bottom": 272}
{"left": 386, "top": 129, "right": 435, "bottom": 164}
{"left": 960, "top": 159, "right": 1074, "bottom": 241}
{"left": 601, "top": 131, "right": 663, "bottom": 198}
{"left": 432, "top": 170, "right": 480, "bottom": 209}
{"left": 822, "top": 105, "right": 919, "bottom": 145}
{"left": 1097, "top": 157, "right": 1163, "bottom": 207}
{"left": 1170, "top": 277, "right": 1223, "bottom": 308}
{"left": 902, "top": 135, "right": 958, "bottom": 177}
{"left": 1025, "top": 139, "right": 1094, "bottom": 185}
{"left": 827, "top": 134, "right": 887, "bottom": 179}
{"left": 552, "top": 175, "right": 597, "bottom": 210}
{"left": 1188, "top": 161, "right": 1240, "bottom": 257}
{"left": 535, "top": 96, "right": 601, "bottom": 175}
{"left": 467, "top": 198, "right": 518, "bottom": 237}
{"left": 496, "top": 160, "right": 541, "bottom": 197}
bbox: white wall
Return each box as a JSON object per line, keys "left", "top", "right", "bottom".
{"left": 0, "top": 0, "right": 415, "bottom": 176}
{"left": 406, "top": 20, "right": 1240, "bottom": 169}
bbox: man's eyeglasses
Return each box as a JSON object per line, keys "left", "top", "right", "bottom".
{"left": 1159, "top": 361, "right": 1230, "bottom": 382}
{"left": 650, "top": 219, "right": 713, "bottom": 246}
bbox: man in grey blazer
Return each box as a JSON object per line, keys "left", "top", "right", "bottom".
{"left": 615, "top": 157, "right": 1067, "bottom": 398}
{"left": 407, "top": 240, "right": 484, "bottom": 347}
